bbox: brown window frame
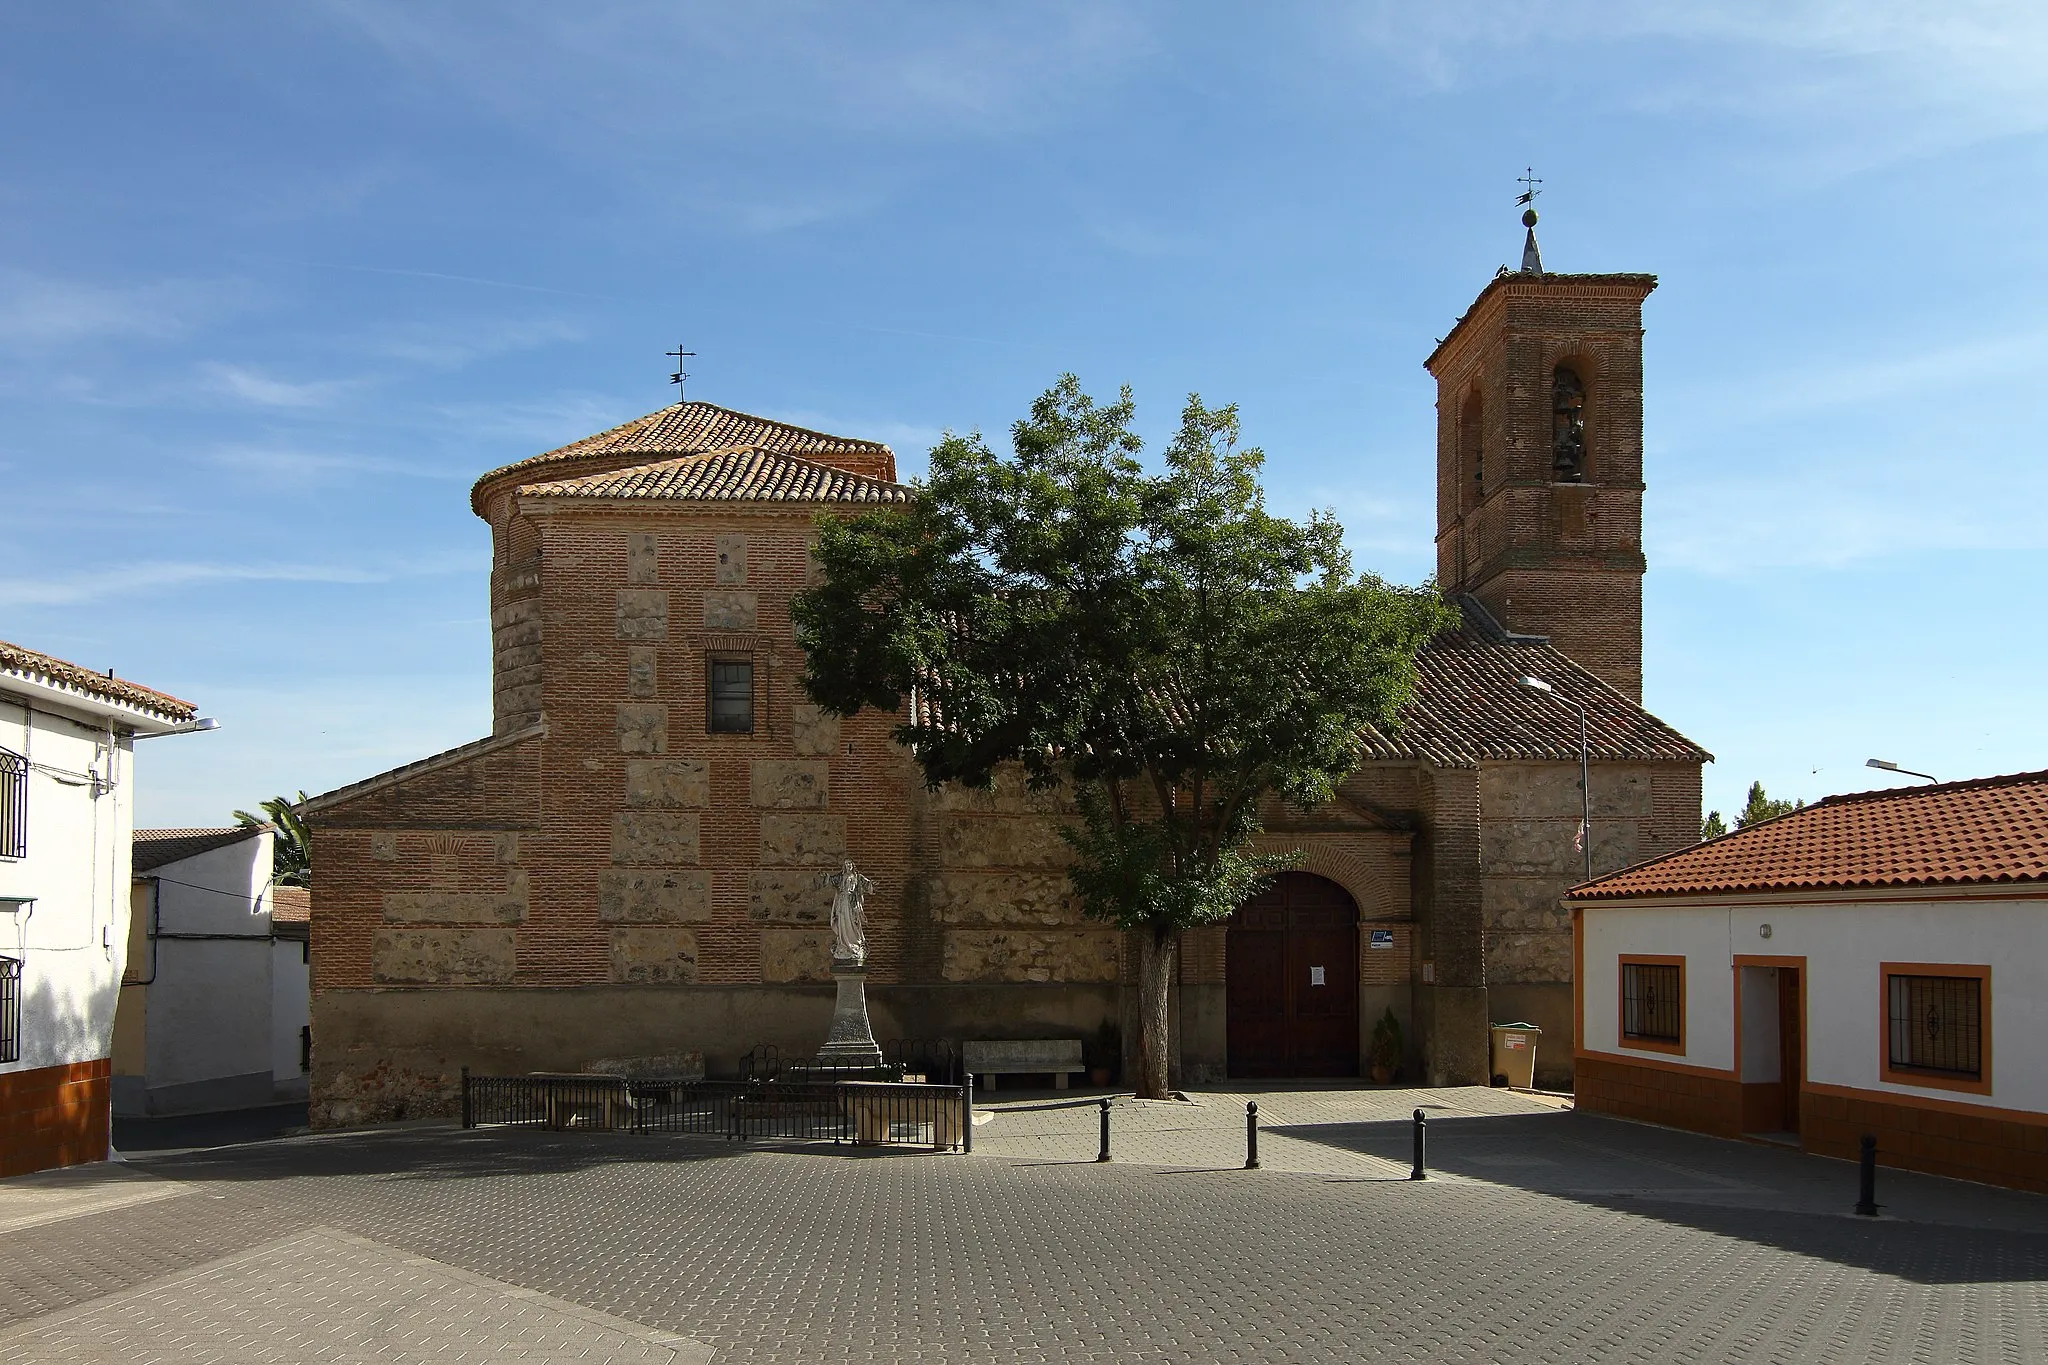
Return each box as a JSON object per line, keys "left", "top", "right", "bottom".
{"left": 1880, "top": 963, "right": 1991, "bottom": 1095}
{"left": 1619, "top": 954, "right": 1685, "bottom": 1054}
{"left": 706, "top": 654, "right": 755, "bottom": 734}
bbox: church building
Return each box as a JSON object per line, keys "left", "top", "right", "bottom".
{"left": 302, "top": 229, "right": 1708, "bottom": 1125}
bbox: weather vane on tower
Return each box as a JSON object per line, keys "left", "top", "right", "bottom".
{"left": 666, "top": 342, "right": 696, "bottom": 403}
{"left": 1516, "top": 168, "right": 1544, "bottom": 275}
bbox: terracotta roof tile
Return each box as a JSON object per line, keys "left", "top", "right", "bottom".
{"left": 1571, "top": 769, "right": 2048, "bottom": 899}
{"left": 134, "top": 825, "right": 265, "bottom": 873}
{"left": 1, "top": 639, "right": 198, "bottom": 723}
{"left": 518, "top": 445, "right": 911, "bottom": 506}
{"left": 269, "top": 885, "right": 311, "bottom": 923}
{"left": 472, "top": 402, "right": 895, "bottom": 514}
{"left": 1360, "top": 599, "right": 1709, "bottom": 767}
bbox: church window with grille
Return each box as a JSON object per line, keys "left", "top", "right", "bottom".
{"left": 1552, "top": 364, "right": 1587, "bottom": 481}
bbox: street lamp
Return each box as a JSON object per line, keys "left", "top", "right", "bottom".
{"left": 1866, "top": 757, "right": 1937, "bottom": 784}
{"left": 1520, "top": 675, "right": 1592, "bottom": 882}
{"left": 132, "top": 718, "right": 220, "bottom": 741}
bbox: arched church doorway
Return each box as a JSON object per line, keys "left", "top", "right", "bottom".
{"left": 1226, "top": 872, "right": 1360, "bottom": 1078}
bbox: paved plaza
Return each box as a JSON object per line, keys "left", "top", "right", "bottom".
{"left": 4, "top": 1086, "right": 2047, "bottom": 1362}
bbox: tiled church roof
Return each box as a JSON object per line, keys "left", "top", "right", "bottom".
{"left": 472, "top": 402, "right": 894, "bottom": 512}
{"left": 1570, "top": 769, "right": 2048, "bottom": 900}
{"left": 1359, "top": 599, "right": 1709, "bottom": 768}
{"left": 519, "top": 446, "right": 911, "bottom": 506}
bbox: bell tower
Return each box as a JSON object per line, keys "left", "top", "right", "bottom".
{"left": 1426, "top": 208, "right": 1656, "bottom": 700}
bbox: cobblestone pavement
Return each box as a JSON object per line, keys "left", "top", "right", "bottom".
{"left": 2, "top": 1086, "right": 2045, "bottom": 1363}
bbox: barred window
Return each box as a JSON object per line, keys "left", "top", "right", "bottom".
{"left": 1888, "top": 973, "right": 1983, "bottom": 1080}
{"left": 707, "top": 657, "right": 754, "bottom": 734}
{"left": 0, "top": 747, "right": 25, "bottom": 859}
{"left": 1622, "top": 961, "right": 1682, "bottom": 1044}
{"left": 0, "top": 955, "right": 20, "bottom": 1064}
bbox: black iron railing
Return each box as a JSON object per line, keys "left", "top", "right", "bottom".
{"left": 737, "top": 1039, "right": 957, "bottom": 1084}
{"left": 0, "top": 955, "right": 21, "bottom": 1064}
{"left": 0, "top": 748, "right": 25, "bottom": 860}
{"left": 460, "top": 1070, "right": 971, "bottom": 1150}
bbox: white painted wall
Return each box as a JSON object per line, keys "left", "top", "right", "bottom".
{"left": 1582, "top": 896, "right": 2048, "bottom": 1114}
{"left": 1579, "top": 905, "right": 1734, "bottom": 1071}
{"left": 0, "top": 693, "right": 136, "bottom": 1079}
{"left": 135, "top": 832, "right": 274, "bottom": 1111}
{"left": 271, "top": 936, "right": 309, "bottom": 1097}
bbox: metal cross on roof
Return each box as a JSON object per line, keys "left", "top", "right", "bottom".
{"left": 666, "top": 342, "right": 696, "bottom": 402}
{"left": 1515, "top": 168, "right": 1542, "bottom": 207}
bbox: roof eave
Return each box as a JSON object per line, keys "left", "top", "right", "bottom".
{"left": 1, "top": 666, "right": 198, "bottom": 733}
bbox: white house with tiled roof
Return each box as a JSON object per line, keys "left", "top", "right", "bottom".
{"left": 112, "top": 824, "right": 311, "bottom": 1117}
{"left": 300, "top": 236, "right": 1710, "bottom": 1123}
{"left": 1569, "top": 769, "right": 2048, "bottom": 1193}
{"left": 0, "top": 639, "right": 208, "bottom": 1176}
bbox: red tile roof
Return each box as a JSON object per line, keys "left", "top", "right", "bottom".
{"left": 519, "top": 445, "right": 911, "bottom": 507}
{"left": 269, "top": 885, "right": 310, "bottom": 923}
{"left": 1, "top": 639, "right": 198, "bottom": 723}
{"left": 1571, "top": 769, "right": 2048, "bottom": 900}
{"left": 134, "top": 825, "right": 266, "bottom": 873}
{"left": 471, "top": 402, "right": 895, "bottom": 514}
{"left": 1360, "top": 599, "right": 1708, "bottom": 767}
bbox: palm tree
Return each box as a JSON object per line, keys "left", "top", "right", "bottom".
{"left": 234, "top": 791, "right": 312, "bottom": 887}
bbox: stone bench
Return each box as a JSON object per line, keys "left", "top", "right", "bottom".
{"left": 525, "top": 1073, "right": 639, "bottom": 1131}
{"left": 842, "top": 1082, "right": 968, "bottom": 1150}
{"left": 963, "top": 1039, "right": 1086, "bottom": 1090}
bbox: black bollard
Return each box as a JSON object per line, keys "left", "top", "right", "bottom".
{"left": 1410, "top": 1107, "right": 1428, "bottom": 1180}
{"left": 1245, "top": 1100, "right": 1261, "bottom": 1170}
{"left": 1855, "top": 1133, "right": 1878, "bottom": 1216}
{"left": 963, "top": 1073, "right": 975, "bottom": 1154}
{"left": 1097, "top": 1096, "right": 1112, "bottom": 1163}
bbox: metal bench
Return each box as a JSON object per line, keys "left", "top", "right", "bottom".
{"left": 962, "top": 1039, "right": 1086, "bottom": 1090}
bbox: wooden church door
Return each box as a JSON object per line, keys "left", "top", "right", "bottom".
{"left": 1225, "top": 872, "right": 1360, "bottom": 1078}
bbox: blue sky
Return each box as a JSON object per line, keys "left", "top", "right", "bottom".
{"left": 4, "top": 2, "right": 2045, "bottom": 828}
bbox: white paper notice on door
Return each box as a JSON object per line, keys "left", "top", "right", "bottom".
{"left": 1310, "top": 965, "right": 1326, "bottom": 986}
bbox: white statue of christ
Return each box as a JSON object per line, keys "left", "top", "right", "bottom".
{"left": 823, "top": 859, "right": 874, "bottom": 966}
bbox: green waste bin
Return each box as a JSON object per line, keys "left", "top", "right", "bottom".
{"left": 1489, "top": 1022, "right": 1542, "bottom": 1089}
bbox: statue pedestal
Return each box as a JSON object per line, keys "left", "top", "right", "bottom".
{"left": 814, "top": 961, "right": 883, "bottom": 1068}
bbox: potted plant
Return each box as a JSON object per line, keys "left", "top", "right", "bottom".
{"left": 1089, "top": 1019, "right": 1121, "bottom": 1087}
{"left": 1368, "top": 1008, "right": 1403, "bottom": 1085}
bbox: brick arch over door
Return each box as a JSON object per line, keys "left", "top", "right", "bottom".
{"left": 1249, "top": 837, "right": 1397, "bottom": 923}
{"left": 1227, "top": 872, "right": 1361, "bottom": 1078}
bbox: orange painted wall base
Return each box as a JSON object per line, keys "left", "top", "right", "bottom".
{"left": 1576, "top": 1051, "right": 2048, "bottom": 1194}
{"left": 1574, "top": 1051, "right": 1744, "bottom": 1139}
{"left": 1802, "top": 1086, "right": 2048, "bottom": 1195}
{"left": 0, "top": 1058, "right": 112, "bottom": 1178}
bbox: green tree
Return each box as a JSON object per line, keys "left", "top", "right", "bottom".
{"left": 1700, "top": 809, "right": 1729, "bottom": 840}
{"left": 1734, "top": 781, "right": 1804, "bottom": 830}
{"left": 234, "top": 792, "right": 312, "bottom": 887}
{"left": 793, "top": 376, "right": 1451, "bottom": 1098}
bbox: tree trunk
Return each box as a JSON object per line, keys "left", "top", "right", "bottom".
{"left": 1134, "top": 923, "right": 1179, "bottom": 1100}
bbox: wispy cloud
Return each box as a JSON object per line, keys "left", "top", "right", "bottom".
{"left": 198, "top": 362, "right": 360, "bottom": 409}
{"left": 10, "top": 555, "right": 475, "bottom": 608}
{"left": 1324, "top": 0, "right": 2048, "bottom": 164}
{"left": 204, "top": 444, "right": 469, "bottom": 485}
{"left": 0, "top": 270, "right": 258, "bottom": 348}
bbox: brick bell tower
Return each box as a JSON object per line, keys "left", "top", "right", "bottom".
{"left": 1425, "top": 206, "right": 1655, "bottom": 700}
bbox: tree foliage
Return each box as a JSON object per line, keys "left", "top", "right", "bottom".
{"left": 234, "top": 791, "right": 312, "bottom": 887}
{"left": 1700, "top": 809, "right": 1729, "bottom": 840}
{"left": 793, "top": 376, "right": 1451, "bottom": 1094}
{"left": 1734, "top": 781, "right": 1804, "bottom": 830}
